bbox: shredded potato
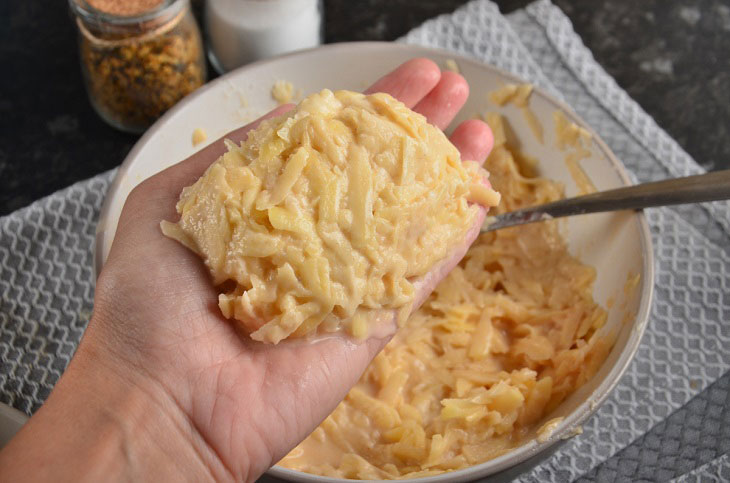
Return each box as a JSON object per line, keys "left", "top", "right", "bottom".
{"left": 280, "top": 112, "right": 614, "bottom": 479}
{"left": 444, "top": 59, "right": 460, "bottom": 73}
{"left": 191, "top": 127, "right": 207, "bottom": 146}
{"left": 163, "top": 90, "right": 498, "bottom": 343}
{"left": 553, "top": 110, "right": 596, "bottom": 194}
{"left": 489, "top": 83, "right": 544, "bottom": 143}
{"left": 271, "top": 80, "right": 301, "bottom": 105}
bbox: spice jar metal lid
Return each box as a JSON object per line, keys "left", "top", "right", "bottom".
{"left": 69, "top": 0, "right": 188, "bottom": 34}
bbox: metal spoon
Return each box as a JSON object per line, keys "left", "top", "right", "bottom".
{"left": 482, "top": 169, "right": 730, "bottom": 233}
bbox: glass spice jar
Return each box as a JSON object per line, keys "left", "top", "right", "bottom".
{"left": 69, "top": 0, "right": 207, "bottom": 133}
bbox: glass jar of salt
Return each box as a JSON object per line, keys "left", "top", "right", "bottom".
{"left": 205, "top": 0, "right": 323, "bottom": 73}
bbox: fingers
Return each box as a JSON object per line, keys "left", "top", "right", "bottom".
{"left": 365, "top": 60, "right": 470, "bottom": 131}
{"left": 450, "top": 119, "right": 494, "bottom": 163}
{"left": 364, "top": 58, "right": 441, "bottom": 108}
{"left": 412, "top": 71, "right": 469, "bottom": 130}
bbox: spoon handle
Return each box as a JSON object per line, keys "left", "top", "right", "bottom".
{"left": 482, "top": 169, "right": 730, "bottom": 233}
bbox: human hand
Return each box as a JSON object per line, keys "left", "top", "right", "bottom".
{"left": 0, "top": 58, "right": 494, "bottom": 482}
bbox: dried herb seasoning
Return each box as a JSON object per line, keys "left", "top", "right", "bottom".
{"left": 71, "top": 0, "right": 206, "bottom": 132}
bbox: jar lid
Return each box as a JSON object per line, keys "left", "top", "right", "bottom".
{"left": 85, "top": 0, "right": 164, "bottom": 16}
{"left": 69, "top": 0, "right": 186, "bottom": 27}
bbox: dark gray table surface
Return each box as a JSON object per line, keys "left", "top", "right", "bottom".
{"left": 0, "top": 0, "right": 727, "bottom": 216}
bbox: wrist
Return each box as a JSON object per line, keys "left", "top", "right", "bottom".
{"left": 0, "top": 317, "right": 233, "bottom": 482}
{"left": 69, "top": 337, "right": 224, "bottom": 481}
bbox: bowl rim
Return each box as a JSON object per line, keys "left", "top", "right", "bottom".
{"left": 95, "top": 40, "right": 655, "bottom": 483}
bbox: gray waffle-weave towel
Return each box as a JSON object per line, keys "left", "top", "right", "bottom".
{"left": 1, "top": 0, "right": 728, "bottom": 480}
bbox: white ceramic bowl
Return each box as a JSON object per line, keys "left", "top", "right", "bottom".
{"left": 95, "top": 42, "right": 654, "bottom": 482}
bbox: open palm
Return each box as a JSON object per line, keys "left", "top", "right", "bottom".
{"left": 1, "top": 58, "right": 495, "bottom": 482}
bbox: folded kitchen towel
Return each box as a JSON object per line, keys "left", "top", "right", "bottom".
{"left": 1, "top": 0, "right": 728, "bottom": 480}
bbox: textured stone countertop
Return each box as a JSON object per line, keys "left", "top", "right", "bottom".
{"left": 0, "top": 0, "right": 727, "bottom": 216}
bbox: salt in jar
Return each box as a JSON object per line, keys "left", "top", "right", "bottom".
{"left": 205, "top": 0, "right": 323, "bottom": 73}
